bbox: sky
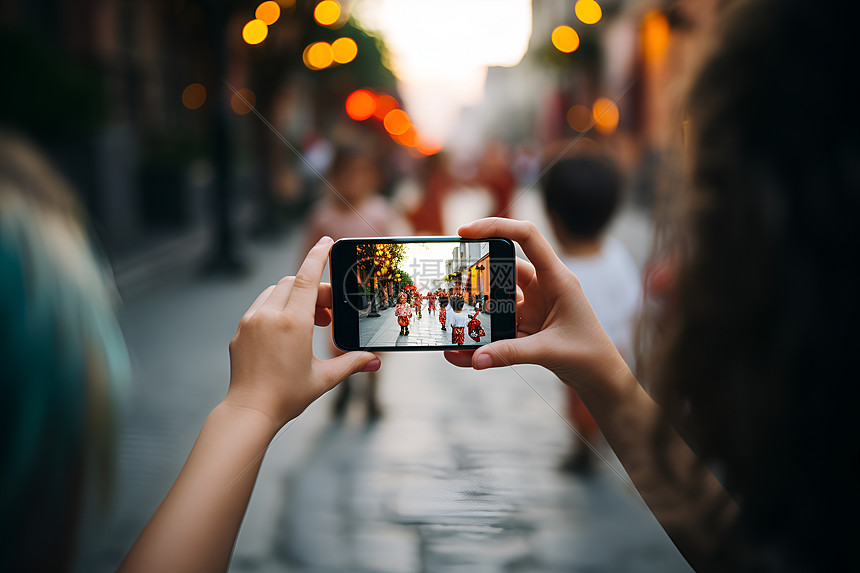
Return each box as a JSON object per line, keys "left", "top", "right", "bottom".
{"left": 353, "top": 0, "right": 533, "bottom": 144}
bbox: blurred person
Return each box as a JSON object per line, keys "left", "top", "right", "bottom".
{"left": 445, "top": 0, "right": 860, "bottom": 570}
{"left": 473, "top": 141, "right": 517, "bottom": 218}
{"left": 412, "top": 288, "right": 423, "bottom": 319}
{"left": 304, "top": 144, "right": 405, "bottom": 421}
{"left": 406, "top": 151, "right": 454, "bottom": 235}
{"left": 540, "top": 154, "right": 642, "bottom": 474}
{"left": 426, "top": 290, "right": 437, "bottom": 316}
{"left": 0, "top": 132, "right": 131, "bottom": 572}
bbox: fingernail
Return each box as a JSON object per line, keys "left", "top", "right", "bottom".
{"left": 474, "top": 353, "right": 493, "bottom": 370}
{"left": 316, "top": 236, "right": 333, "bottom": 246}
{"left": 361, "top": 358, "right": 381, "bottom": 372}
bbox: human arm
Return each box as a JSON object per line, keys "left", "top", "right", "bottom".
{"left": 118, "top": 237, "right": 380, "bottom": 573}
{"left": 444, "top": 218, "right": 738, "bottom": 569}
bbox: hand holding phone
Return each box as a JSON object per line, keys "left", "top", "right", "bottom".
{"left": 443, "top": 219, "right": 629, "bottom": 397}
{"left": 330, "top": 236, "right": 517, "bottom": 351}
{"left": 226, "top": 237, "right": 380, "bottom": 426}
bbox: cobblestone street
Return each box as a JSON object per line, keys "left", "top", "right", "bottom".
{"left": 360, "top": 303, "right": 492, "bottom": 347}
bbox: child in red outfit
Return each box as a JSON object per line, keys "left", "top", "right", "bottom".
{"left": 426, "top": 291, "right": 437, "bottom": 316}
{"left": 412, "top": 291, "right": 422, "bottom": 319}
{"left": 395, "top": 291, "right": 412, "bottom": 336}
{"left": 446, "top": 296, "right": 468, "bottom": 345}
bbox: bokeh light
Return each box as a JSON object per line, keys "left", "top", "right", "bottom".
{"left": 345, "top": 89, "right": 377, "bottom": 120}
{"left": 230, "top": 88, "right": 256, "bottom": 115}
{"left": 575, "top": 0, "right": 603, "bottom": 25}
{"left": 395, "top": 126, "right": 418, "bottom": 147}
{"left": 304, "top": 42, "right": 334, "bottom": 70}
{"left": 416, "top": 138, "right": 442, "bottom": 156}
{"left": 566, "top": 104, "right": 592, "bottom": 132}
{"left": 373, "top": 94, "right": 399, "bottom": 120}
{"left": 332, "top": 37, "right": 358, "bottom": 64}
{"left": 592, "top": 97, "right": 619, "bottom": 134}
{"left": 242, "top": 19, "right": 268, "bottom": 45}
{"left": 255, "top": 1, "right": 281, "bottom": 25}
{"left": 181, "top": 83, "right": 207, "bottom": 110}
{"left": 383, "top": 109, "right": 411, "bottom": 136}
{"left": 314, "top": 1, "right": 341, "bottom": 26}
{"left": 642, "top": 10, "right": 670, "bottom": 65}
{"left": 551, "top": 26, "right": 580, "bottom": 53}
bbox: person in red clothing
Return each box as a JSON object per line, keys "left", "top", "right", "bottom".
{"left": 412, "top": 290, "right": 422, "bottom": 319}
{"left": 394, "top": 291, "right": 412, "bottom": 336}
{"left": 426, "top": 291, "right": 437, "bottom": 316}
{"left": 437, "top": 291, "right": 449, "bottom": 331}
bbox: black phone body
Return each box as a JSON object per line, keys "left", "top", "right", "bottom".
{"left": 330, "top": 237, "right": 516, "bottom": 351}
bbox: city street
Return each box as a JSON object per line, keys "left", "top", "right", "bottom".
{"left": 74, "top": 197, "right": 691, "bottom": 573}
{"left": 360, "top": 302, "right": 491, "bottom": 347}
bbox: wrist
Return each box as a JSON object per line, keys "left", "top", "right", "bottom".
{"left": 214, "top": 398, "right": 283, "bottom": 439}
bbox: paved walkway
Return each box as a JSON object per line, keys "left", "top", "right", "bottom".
{"left": 360, "top": 303, "right": 492, "bottom": 348}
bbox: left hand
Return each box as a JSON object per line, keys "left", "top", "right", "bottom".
{"left": 224, "top": 236, "right": 380, "bottom": 427}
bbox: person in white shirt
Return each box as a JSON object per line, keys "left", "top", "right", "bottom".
{"left": 445, "top": 296, "right": 470, "bottom": 345}
{"left": 541, "top": 154, "right": 642, "bottom": 473}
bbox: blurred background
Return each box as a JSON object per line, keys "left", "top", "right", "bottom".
{"left": 0, "top": 0, "right": 719, "bottom": 571}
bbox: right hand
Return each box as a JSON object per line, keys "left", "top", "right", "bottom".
{"left": 444, "top": 218, "right": 630, "bottom": 395}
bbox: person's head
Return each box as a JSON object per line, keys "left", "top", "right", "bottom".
{"left": 398, "top": 292, "right": 407, "bottom": 304}
{"left": 540, "top": 155, "right": 622, "bottom": 246}
{"left": 645, "top": 0, "right": 860, "bottom": 568}
{"left": 451, "top": 297, "right": 464, "bottom": 312}
{"left": 328, "top": 145, "right": 381, "bottom": 204}
{"left": 0, "top": 132, "right": 130, "bottom": 570}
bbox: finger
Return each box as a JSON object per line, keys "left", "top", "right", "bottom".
{"left": 314, "top": 306, "right": 332, "bottom": 327}
{"left": 471, "top": 335, "right": 544, "bottom": 370}
{"left": 242, "top": 285, "right": 275, "bottom": 322}
{"left": 318, "top": 351, "right": 381, "bottom": 386}
{"left": 443, "top": 349, "right": 475, "bottom": 368}
{"left": 458, "top": 218, "right": 562, "bottom": 273}
{"left": 286, "top": 236, "right": 334, "bottom": 314}
{"left": 264, "top": 276, "right": 294, "bottom": 311}
{"left": 317, "top": 282, "right": 332, "bottom": 309}
{"left": 516, "top": 257, "right": 536, "bottom": 288}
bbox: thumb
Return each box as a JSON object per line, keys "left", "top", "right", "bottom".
{"left": 472, "top": 336, "right": 543, "bottom": 370}
{"left": 319, "top": 351, "right": 381, "bottom": 386}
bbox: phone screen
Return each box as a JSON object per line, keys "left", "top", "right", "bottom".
{"left": 331, "top": 237, "right": 516, "bottom": 351}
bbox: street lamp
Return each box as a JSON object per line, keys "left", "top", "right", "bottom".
{"left": 368, "top": 275, "right": 380, "bottom": 317}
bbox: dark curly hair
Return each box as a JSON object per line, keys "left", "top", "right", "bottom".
{"left": 643, "top": 0, "right": 860, "bottom": 569}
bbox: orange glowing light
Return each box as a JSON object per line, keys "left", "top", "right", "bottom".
{"left": 373, "top": 94, "right": 398, "bottom": 120}
{"left": 314, "top": 1, "right": 341, "bottom": 26}
{"left": 332, "top": 37, "right": 358, "bottom": 64}
{"left": 592, "top": 97, "right": 619, "bottom": 134}
{"left": 575, "top": 0, "right": 603, "bottom": 25}
{"left": 182, "top": 83, "right": 207, "bottom": 110}
{"left": 255, "top": 1, "right": 281, "bottom": 25}
{"left": 345, "top": 89, "right": 377, "bottom": 120}
{"left": 566, "top": 104, "right": 592, "bottom": 132}
{"left": 242, "top": 19, "right": 268, "bottom": 45}
{"left": 394, "top": 126, "right": 418, "bottom": 147}
{"left": 230, "top": 89, "right": 256, "bottom": 114}
{"left": 642, "top": 10, "right": 670, "bottom": 65}
{"left": 551, "top": 26, "right": 580, "bottom": 53}
{"left": 305, "top": 42, "right": 334, "bottom": 69}
{"left": 383, "top": 109, "right": 410, "bottom": 136}
{"left": 416, "top": 139, "right": 442, "bottom": 156}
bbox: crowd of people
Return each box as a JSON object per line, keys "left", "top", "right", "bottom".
{"left": 2, "top": 0, "right": 859, "bottom": 571}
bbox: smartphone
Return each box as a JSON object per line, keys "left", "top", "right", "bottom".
{"left": 330, "top": 237, "right": 516, "bottom": 351}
